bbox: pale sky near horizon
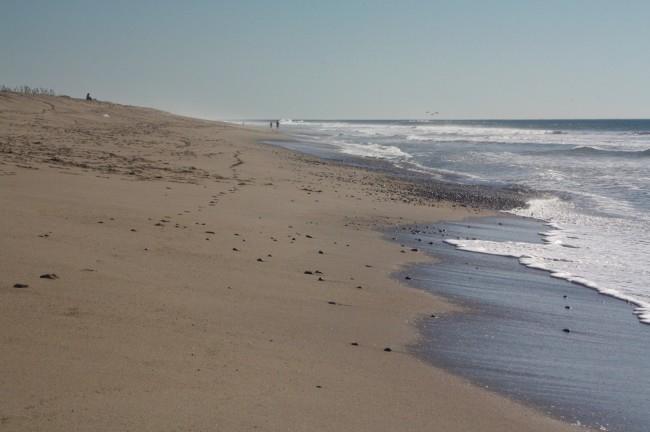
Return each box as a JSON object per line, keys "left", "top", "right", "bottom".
{"left": 2, "top": 0, "right": 649, "bottom": 120}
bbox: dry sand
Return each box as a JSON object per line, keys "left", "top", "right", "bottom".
{"left": 0, "top": 93, "right": 582, "bottom": 431}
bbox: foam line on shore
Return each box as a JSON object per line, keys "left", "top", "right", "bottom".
{"left": 445, "top": 196, "right": 650, "bottom": 324}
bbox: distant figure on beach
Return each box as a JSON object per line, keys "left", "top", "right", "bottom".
{"left": 86, "top": 93, "right": 92, "bottom": 101}
{"left": 269, "top": 121, "right": 273, "bottom": 129}
{"left": 276, "top": 120, "right": 280, "bottom": 129}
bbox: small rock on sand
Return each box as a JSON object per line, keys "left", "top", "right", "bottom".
{"left": 13, "top": 283, "right": 29, "bottom": 288}
{"left": 40, "top": 273, "right": 59, "bottom": 280}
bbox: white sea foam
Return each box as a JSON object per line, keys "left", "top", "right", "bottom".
{"left": 446, "top": 197, "right": 650, "bottom": 324}
{"left": 335, "top": 141, "right": 412, "bottom": 160}
{"left": 276, "top": 121, "right": 650, "bottom": 151}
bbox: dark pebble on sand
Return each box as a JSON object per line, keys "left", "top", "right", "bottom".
{"left": 13, "top": 283, "right": 29, "bottom": 288}
{"left": 563, "top": 328, "right": 571, "bottom": 333}
{"left": 411, "top": 248, "right": 418, "bottom": 252}
{"left": 565, "top": 305, "right": 571, "bottom": 310}
{"left": 233, "top": 248, "right": 239, "bottom": 251}
{"left": 318, "top": 250, "right": 324, "bottom": 254}
{"left": 304, "top": 270, "right": 313, "bottom": 275}
{"left": 205, "top": 231, "right": 215, "bottom": 234}
{"left": 384, "top": 347, "right": 392, "bottom": 352}
{"left": 318, "top": 277, "right": 325, "bottom": 281}
{"left": 350, "top": 342, "right": 359, "bottom": 346}
{"left": 40, "top": 273, "right": 58, "bottom": 280}
{"left": 405, "top": 276, "right": 412, "bottom": 280}
{"left": 257, "top": 258, "right": 264, "bottom": 262}
{"left": 328, "top": 301, "right": 337, "bottom": 305}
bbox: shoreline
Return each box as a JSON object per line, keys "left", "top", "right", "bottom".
{"left": 1, "top": 93, "right": 583, "bottom": 431}
{"left": 263, "top": 136, "right": 534, "bottom": 210}
{"left": 391, "top": 215, "right": 650, "bottom": 432}
{"left": 261, "top": 121, "right": 650, "bottom": 329}
{"left": 271, "top": 127, "right": 650, "bottom": 431}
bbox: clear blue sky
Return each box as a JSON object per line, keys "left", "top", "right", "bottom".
{"left": 2, "top": 0, "right": 649, "bottom": 119}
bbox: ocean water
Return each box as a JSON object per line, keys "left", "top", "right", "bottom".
{"left": 393, "top": 216, "right": 650, "bottom": 432}
{"left": 261, "top": 119, "right": 650, "bottom": 324}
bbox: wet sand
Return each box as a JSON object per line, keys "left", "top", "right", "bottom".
{"left": 1, "top": 92, "right": 582, "bottom": 431}
{"left": 392, "top": 216, "right": 650, "bottom": 432}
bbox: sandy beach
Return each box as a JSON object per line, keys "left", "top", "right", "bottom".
{"left": 0, "top": 93, "right": 583, "bottom": 431}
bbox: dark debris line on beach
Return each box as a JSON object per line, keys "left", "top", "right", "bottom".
{"left": 278, "top": 142, "right": 534, "bottom": 211}
{"left": 404, "top": 180, "right": 531, "bottom": 210}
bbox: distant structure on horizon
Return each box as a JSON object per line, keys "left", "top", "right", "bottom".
{"left": 0, "top": 85, "right": 55, "bottom": 96}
